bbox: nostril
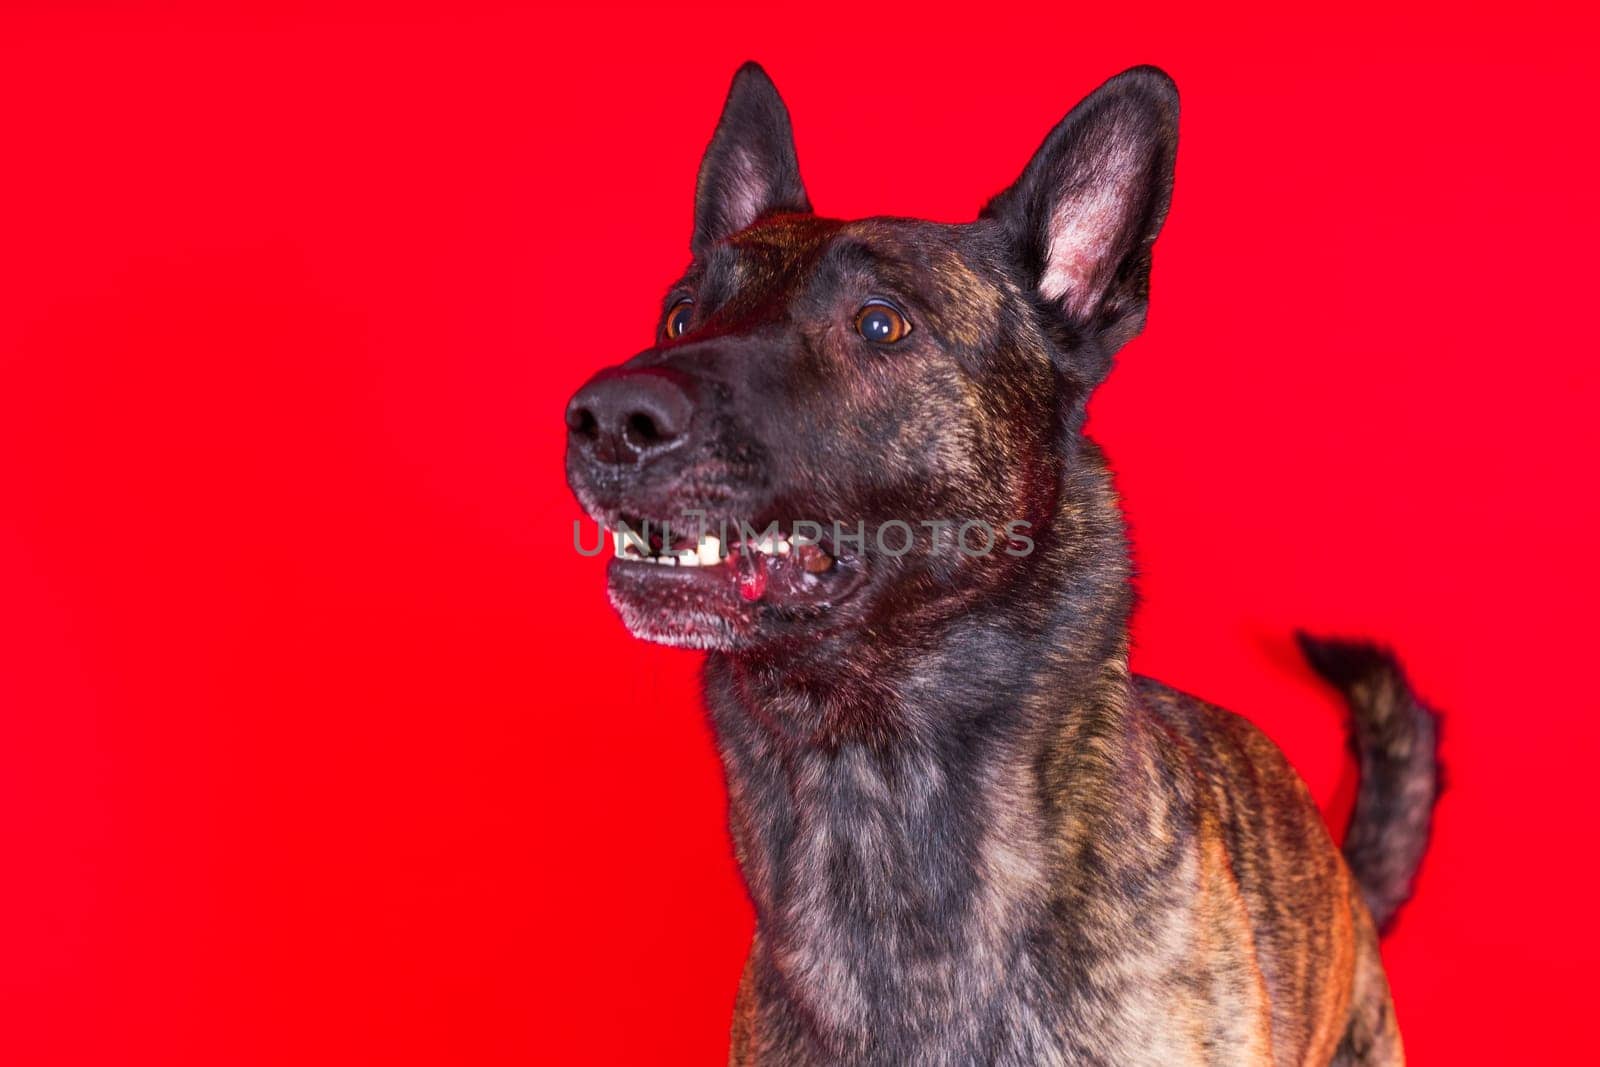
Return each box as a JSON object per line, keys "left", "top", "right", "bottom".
{"left": 626, "top": 412, "right": 663, "bottom": 446}
{"left": 567, "top": 406, "right": 599, "bottom": 438}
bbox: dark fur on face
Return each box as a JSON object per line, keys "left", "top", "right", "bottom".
{"left": 565, "top": 63, "right": 1439, "bottom": 1065}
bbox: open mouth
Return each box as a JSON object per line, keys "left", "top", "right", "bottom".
{"left": 610, "top": 517, "right": 839, "bottom": 600}
{"left": 600, "top": 513, "right": 869, "bottom": 648}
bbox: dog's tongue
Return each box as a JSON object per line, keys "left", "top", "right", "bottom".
{"left": 736, "top": 548, "right": 768, "bottom": 602}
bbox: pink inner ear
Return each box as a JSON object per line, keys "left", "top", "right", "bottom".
{"left": 721, "top": 145, "right": 773, "bottom": 238}
{"left": 1038, "top": 137, "right": 1144, "bottom": 319}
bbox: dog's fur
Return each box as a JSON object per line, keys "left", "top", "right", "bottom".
{"left": 565, "top": 63, "right": 1440, "bottom": 1065}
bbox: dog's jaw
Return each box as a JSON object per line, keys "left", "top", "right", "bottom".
{"left": 597, "top": 514, "right": 875, "bottom": 651}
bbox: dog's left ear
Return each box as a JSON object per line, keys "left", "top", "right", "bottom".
{"left": 984, "top": 66, "right": 1178, "bottom": 357}
{"left": 692, "top": 62, "right": 812, "bottom": 256}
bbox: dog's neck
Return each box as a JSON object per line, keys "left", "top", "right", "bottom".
{"left": 704, "top": 447, "right": 1139, "bottom": 1059}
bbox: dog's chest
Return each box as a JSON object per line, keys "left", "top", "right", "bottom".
{"left": 720, "top": 723, "right": 1277, "bottom": 1067}
{"left": 725, "top": 734, "right": 1069, "bottom": 1063}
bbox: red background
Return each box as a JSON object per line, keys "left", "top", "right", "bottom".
{"left": 2, "top": 3, "right": 1596, "bottom": 1064}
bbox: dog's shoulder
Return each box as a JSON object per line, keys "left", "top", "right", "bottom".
{"left": 1131, "top": 674, "right": 1307, "bottom": 792}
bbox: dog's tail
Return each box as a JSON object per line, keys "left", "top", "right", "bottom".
{"left": 1295, "top": 632, "right": 1441, "bottom": 933}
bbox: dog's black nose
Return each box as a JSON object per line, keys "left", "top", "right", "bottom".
{"left": 566, "top": 367, "right": 695, "bottom": 465}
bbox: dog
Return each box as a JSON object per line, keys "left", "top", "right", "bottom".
{"left": 564, "top": 63, "right": 1440, "bottom": 1066}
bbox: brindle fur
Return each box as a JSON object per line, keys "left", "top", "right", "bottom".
{"left": 565, "top": 63, "right": 1439, "bottom": 1065}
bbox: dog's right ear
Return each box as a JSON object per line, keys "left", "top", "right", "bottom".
{"left": 691, "top": 62, "right": 811, "bottom": 257}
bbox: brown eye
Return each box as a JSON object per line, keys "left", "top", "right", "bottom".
{"left": 664, "top": 299, "right": 694, "bottom": 339}
{"left": 855, "top": 300, "right": 911, "bottom": 344}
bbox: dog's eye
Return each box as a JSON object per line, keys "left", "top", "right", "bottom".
{"left": 855, "top": 300, "right": 911, "bottom": 345}
{"left": 664, "top": 299, "right": 694, "bottom": 340}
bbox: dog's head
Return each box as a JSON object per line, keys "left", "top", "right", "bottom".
{"left": 566, "top": 64, "right": 1177, "bottom": 652}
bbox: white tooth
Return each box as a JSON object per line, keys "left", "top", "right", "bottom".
{"left": 697, "top": 535, "right": 722, "bottom": 566}
{"left": 612, "top": 530, "right": 626, "bottom": 556}
{"left": 675, "top": 550, "right": 699, "bottom": 566}
{"left": 776, "top": 537, "right": 791, "bottom": 556}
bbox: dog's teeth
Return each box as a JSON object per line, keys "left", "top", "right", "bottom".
{"left": 753, "top": 534, "right": 790, "bottom": 557}
{"left": 612, "top": 527, "right": 800, "bottom": 565}
{"left": 608, "top": 526, "right": 726, "bottom": 564}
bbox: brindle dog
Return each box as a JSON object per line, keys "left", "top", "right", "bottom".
{"left": 564, "top": 63, "right": 1439, "bottom": 1066}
